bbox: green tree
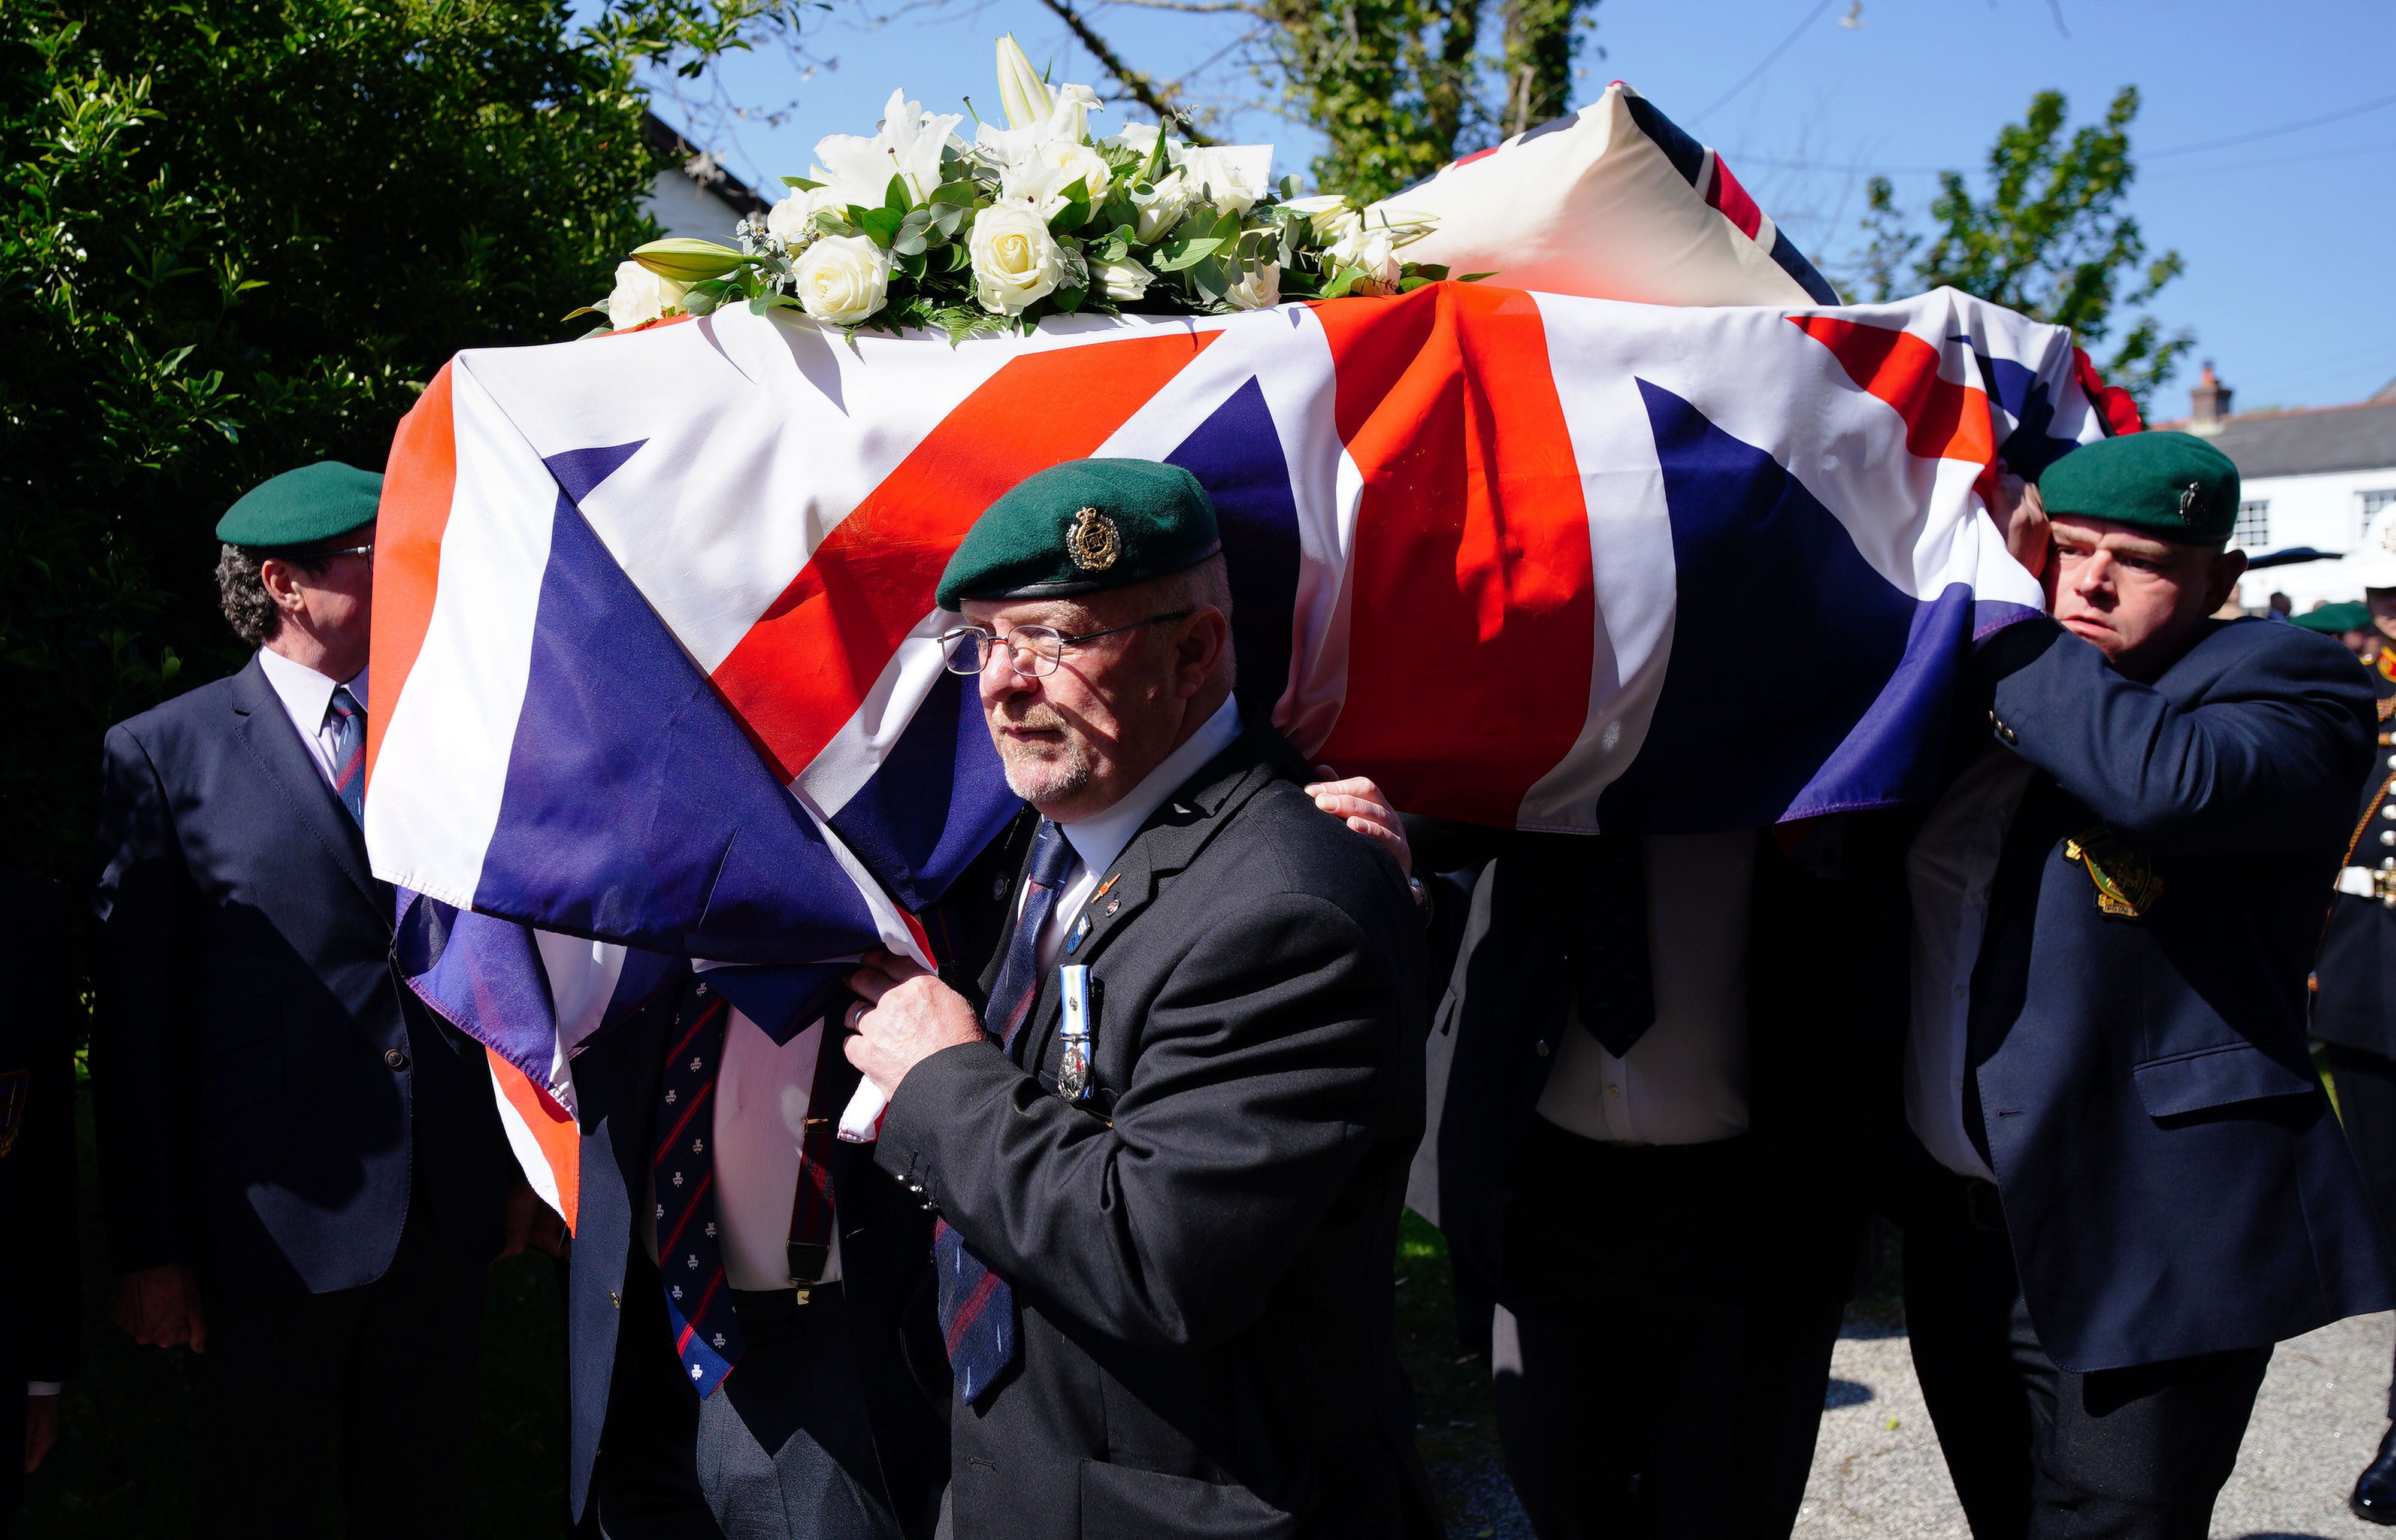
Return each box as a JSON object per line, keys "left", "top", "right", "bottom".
{"left": 1856, "top": 86, "right": 2192, "bottom": 412}
{"left": 1021, "top": 0, "right": 1599, "bottom": 203}
{"left": 0, "top": 0, "right": 797, "bottom": 886}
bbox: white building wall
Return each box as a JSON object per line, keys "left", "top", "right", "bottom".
{"left": 2228, "top": 463, "right": 2396, "bottom": 613}
{"left": 642, "top": 171, "right": 744, "bottom": 242}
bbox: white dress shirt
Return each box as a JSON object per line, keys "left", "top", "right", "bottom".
{"left": 1535, "top": 830, "right": 1754, "bottom": 1146}
{"left": 1905, "top": 748, "right": 2037, "bottom": 1182}
{"left": 255, "top": 645, "right": 367, "bottom": 791}
{"left": 1030, "top": 695, "right": 1247, "bottom": 971}
{"left": 643, "top": 1011, "right": 842, "bottom": 1291}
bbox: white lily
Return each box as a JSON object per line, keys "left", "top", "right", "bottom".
{"left": 996, "top": 34, "right": 1052, "bottom": 132}
{"left": 810, "top": 88, "right": 964, "bottom": 210}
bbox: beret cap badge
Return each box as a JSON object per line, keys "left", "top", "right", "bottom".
{"left": 1066, "top": 506, "right": 1121, "bottom": 573}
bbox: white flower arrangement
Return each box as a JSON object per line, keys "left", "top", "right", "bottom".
{"left": 577, "top": 36, "right": 1466, "bottom": 341}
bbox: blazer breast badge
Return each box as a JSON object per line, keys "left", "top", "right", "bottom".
{"left": 2063, "top": 827, "right": 2163, "bottom": 919}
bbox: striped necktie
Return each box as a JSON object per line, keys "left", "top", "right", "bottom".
{"left": 936, "top": 819, "right": 1076, "bottom": 1402}
{"left": 325, "top": 686, "right": 366, "bottom": 827}
{"left": 655, "top": 980, "right": 744, "bottom": 1396}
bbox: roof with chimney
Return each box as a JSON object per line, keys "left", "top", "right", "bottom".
{"left": 2153, "top": 362, "right": 2396, "bottom": 480}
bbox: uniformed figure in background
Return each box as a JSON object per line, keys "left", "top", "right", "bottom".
{"left": 90, "top": 465, "right": 534, "bottom": 1537}
{"left": 0, "top": 870, "right": 78, "bottom": 1536}
{"left": 1899, "top": 431, "right": 2394, "bottom": 1537}
{"left": 842, "top": 459, "right": 1445, "bottom": 1538}
{"left": 2309, "top": 513, "right": 2396, "bottom": 1523}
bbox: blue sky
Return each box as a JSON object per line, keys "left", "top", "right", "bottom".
{"left": 626, "top": 0, "right": 2396, "bottom": 414}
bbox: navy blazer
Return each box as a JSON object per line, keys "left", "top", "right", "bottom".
{"left": 561, "top": 979, "right": 952, "bottom": 1534}
{"left": 89, "top": 655, "right": 515, "bottom": 1296}
{"left": 1968, "top": 616, "right": 2396, "bottom": 1370}
{"left": 1, "top": 870, "right": 80, "bottom": 1526}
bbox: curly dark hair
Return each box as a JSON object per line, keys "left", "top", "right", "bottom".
{"left": 215, "top": 543, "right": 329, "bottom": 646}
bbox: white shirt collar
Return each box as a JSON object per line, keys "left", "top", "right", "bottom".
{"left": 1055, "top": 695, "right": 1244, "bottom": 880}
{"left": 256, "top": 645, "right": 366, "bottom": 728}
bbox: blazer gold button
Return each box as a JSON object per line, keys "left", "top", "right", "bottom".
{"left": 384, "top": 1048, "right": 409, "bottom": 1070}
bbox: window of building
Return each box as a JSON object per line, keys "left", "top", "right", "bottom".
{"left": 2364, "top": 488, "right": 2396, "bottom": 535}
{"left": 2233, "top": 500, "right": 2270, "bottom": 549}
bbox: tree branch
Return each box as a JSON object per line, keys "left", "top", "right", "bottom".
{"left": 1034, "top": 0, "right": 1223, "bottom": 143}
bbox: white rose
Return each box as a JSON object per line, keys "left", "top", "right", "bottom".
{"left": 605, "top": 260, "right": 689, "bottom": 329}
{"left": 1091, "top": 254, "right": 1154, "bottom": 301}
{"left": 1226, "top": 261, "right": 1281, "bottom": 311}
{"left": 1178, "top": 146, "right": 1258, "bottom": 217}
{"left": 1328, "top": 228, "right": 1402, "bottom": 295}
{"left": 969, "top": 201, "right": 1067, "bottom": 314}
{"left": 1130, "top": 170, "right": 1192, "bottom": 243}
{"left": 793, "top": 235, "right": 892, "bottom": 326}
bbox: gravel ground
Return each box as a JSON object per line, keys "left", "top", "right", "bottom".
{"left": 1441, "top": 1309, "right": 2396, "bottom": 1539}
{"left": 1798, "top": 1310, "right": 2396, "bottom": 1540}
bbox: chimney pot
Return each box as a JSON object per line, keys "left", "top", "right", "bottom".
{"left": 2191, "top": 359, "right": 2231, "bottom": 432}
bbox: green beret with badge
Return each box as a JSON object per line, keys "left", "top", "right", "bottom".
{"left": 2035, "top": 430, "right": 2241, "bottom": 546}
{"left": 215, "top": 461, "right": 385, "bottom": 549}
{"left": 936, "top": 458, "right": 1222, "bottom": 611}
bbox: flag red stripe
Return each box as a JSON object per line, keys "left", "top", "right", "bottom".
{"left": 1312, "top": 284, "right": 1596, "bottom": 827}
{"left": 709, "top": 333, "right": 1219, "bottom": 783}
{"left": 1705, "top": 155, "right": 1765, "bottom": 241}
{"left": 367, "top": 362, "right": 458, "bottom": 791}
{"left": 1789, "top": 317, "right": 1995, "bottom": 471}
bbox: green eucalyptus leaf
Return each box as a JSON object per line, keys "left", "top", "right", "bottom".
{"left": 781, "top": 176, "right": 825, "bottom": 190}
{"left": 1152, "top": 235, "right": 1226, "bottom": 273}
{"left": 884, "top": 173, "right": 910, "bottom": 213}
{"left": 1408, "top": 262, "right": 1451, "bottom": 282}
{"left": 1457, "top": 271, "right": 1500, "bottom": 283}
{"left": 1054, "top": 285, "right": 1085, "bottom": 314}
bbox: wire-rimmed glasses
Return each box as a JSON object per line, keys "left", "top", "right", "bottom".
{"left": 939, "top": 611, "right": 1194, "bottom": 678}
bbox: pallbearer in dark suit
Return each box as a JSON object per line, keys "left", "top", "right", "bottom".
{"left": 2310, "top": 526, "right": 2396, "bottom": 1522}
{"left": 843, "top": 460, "right": 1444, "bottom": 1539}
{"left": 1900, "top": 432, "right": 2395, "bottom": 1538}
{"left": 559, "top": 969, "right": 954, "bottom": 1539}
{"left": 90, "top": 465, "right": 532, "bottom": 1538}
{"left": 1, "top": 870, "right": 79, "bottom": 1534}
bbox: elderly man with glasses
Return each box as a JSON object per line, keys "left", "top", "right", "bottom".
{"left": 90, "top": 462, "right": 541, "bottom": 1538}
{"left": 841, "top": 458, "right": 1444, "bottom": 1539}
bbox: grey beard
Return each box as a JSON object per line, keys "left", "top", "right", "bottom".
{"left": 999, "top": 736, "right": 1093, "bottom": 805}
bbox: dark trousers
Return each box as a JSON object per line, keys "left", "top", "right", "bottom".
{"left": 1487, "top": 1118, "right": 1851, "bottom": 1540}
{"left": 189, "top": 1203, "right": 486, "bottom": 1539}
{"left": 592, "top": 1251, "right": 902, "bottom": 1540}
{"left": 1903, "top": 1169, "right": 2271, "bottom": 1540}
{"left": 2325, "top": 1043, "right": 2396, "bottom": 1420}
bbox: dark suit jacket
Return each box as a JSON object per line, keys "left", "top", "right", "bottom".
{"left": 561, "top": 976, "right": 951, "bottom": 1533}
{"left": 1403, "top": 818, "right": 1902, "bottom": 1305}
{"left": 2309, "top": 658, "right": 2396, "bottom": 1060}
{"left": 89, "top": 655, "right": 515, "bottom": 1297}
{"left": 875, "top": 722, "right": 1442, "bottom": 1539}
{"left": 1, "top": 870, "right": 80, "bottom": 1524}
{"left": 1966, "top": 615, "right": 2395, "bottom": 1370}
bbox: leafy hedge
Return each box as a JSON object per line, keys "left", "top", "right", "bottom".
{"left": 0, "top": 0, "right": 666, "bottom": 885}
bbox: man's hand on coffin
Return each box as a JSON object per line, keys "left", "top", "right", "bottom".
{"left": 845, "top": 949, "right": 987, "bottom": 1097}
{"left": 1305, "top": 766, "right": 1412, "bottom": 878}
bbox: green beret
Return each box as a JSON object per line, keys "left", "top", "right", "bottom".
{"left": 2037, "top": 431, "right": 2240, "bottom": 545}
{"left": 937, "top": 459, "right": 1221, "bottom": 611}
{"left": 215, "top": 461, "right": 383, "bottom": 549}
{"left": 2293, "top": 601, "right": 2371, "bottom": 635}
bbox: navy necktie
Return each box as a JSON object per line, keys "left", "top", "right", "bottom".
{"left": 937, "top": 818, "right": 1076, "bottom": 1402}
{"left": 655, "top": 980, "right": 745, "bottom": 1396}
{"left": 1574, "top": 832, "right": 1656, "bottom": 1058}
{"left": 325, "top": 686, "right": 366, "bottom": 827}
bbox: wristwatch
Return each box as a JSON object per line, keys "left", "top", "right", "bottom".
{"left": 1407, "top": 875, "right": 1431, "bottom": 916}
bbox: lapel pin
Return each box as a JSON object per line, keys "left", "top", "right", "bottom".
{"left": 1066, "top": 913, "right": 1093, "bottom": 954}
{"left": 1093, "top": 872, "right": 1121, "bottom": 901}
{"left": 1105, "top": 898, "right": 1120, "bottom": 916}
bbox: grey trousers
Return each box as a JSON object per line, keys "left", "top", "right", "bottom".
{"left": 592, "top": 1256, "right": 902, "bottom": 1540}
